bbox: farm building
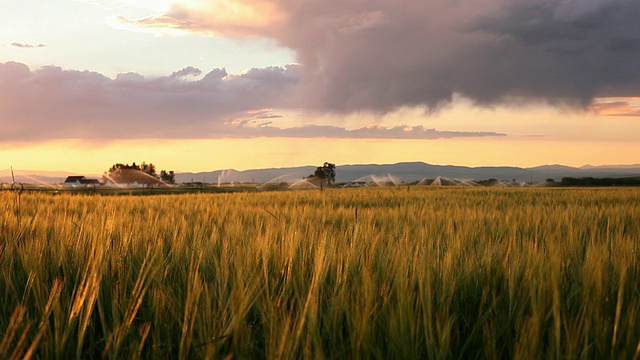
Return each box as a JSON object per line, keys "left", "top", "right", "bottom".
{"left": 64, "top": 176, "right": 101, "bottom": 187}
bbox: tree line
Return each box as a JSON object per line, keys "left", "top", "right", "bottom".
{"left": 104, "top": 162, "right": 175, "bottom": 185}
{"left": 560, "top": 177, "right": 640, "bottom": 186}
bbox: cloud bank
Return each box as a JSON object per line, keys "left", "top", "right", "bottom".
{"left": 0, "top": 62, "right": 501, "bottom": 141}
{"left": 231, "top": 123, "right": 505, "bottom": 139}
{"left": 0, "top": 62, "right": 298, "bottom": 140}
{"left": 121, "top": 0, "right": 640, "bottom": 111}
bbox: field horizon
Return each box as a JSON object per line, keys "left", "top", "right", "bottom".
{"left": 2, "top": 160, "right": 640, "bottom": 185}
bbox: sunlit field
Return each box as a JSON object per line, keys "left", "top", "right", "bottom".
{"left": 1, "top": 187, "right": 640, "bottom": 359}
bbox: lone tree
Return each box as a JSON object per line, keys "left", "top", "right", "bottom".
{"left": 314, "top": 162, "right": 336, "bottom": 190}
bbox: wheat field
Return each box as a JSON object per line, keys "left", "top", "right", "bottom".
{"left": 1, "top": 187, "right": 639, "bottom": 359}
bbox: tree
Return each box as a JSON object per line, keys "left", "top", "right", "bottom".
{"left": 139, "top": 161, "right": 156, "bottom": 177}
{"left": 160, "top": 170, "right": 175, "bottom": 184}
{"left": 104, "top": 161, "right": 173, "bottom": 186}
{"left": 313, "top": 162, "right": 336, "bottom": 190}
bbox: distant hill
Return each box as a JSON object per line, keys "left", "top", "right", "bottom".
{"left": 175, "top": 166, "right": 317, "bottom": 184}
{"left": 4, "top": 163, "right": 640, "bottom": 185}
{"left": 0, "top": 170, "right": 101, "bottom": 185}
{"left": 174, "top": 162, "right": 640, "bottom": 185}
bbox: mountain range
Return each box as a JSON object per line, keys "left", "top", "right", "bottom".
{"left": 176, "top": 162, "right": 640, "bottom": 185}
{"left": 2, "top": 162, "right": 639, "bottom": 185}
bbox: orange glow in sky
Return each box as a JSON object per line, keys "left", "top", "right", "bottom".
{"left": 3, "top": 135, "right": 640, "bottom": 175}
{"left": 115, "top": 0, "right": 285, "bottom": 37}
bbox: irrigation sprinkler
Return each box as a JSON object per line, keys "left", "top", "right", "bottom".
{"left": 10, "top": 182, "right": 24, "bottom": 192}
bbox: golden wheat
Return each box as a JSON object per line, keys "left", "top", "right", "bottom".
{"left": 0, "top": 187, "right": 639, "bottom": 358}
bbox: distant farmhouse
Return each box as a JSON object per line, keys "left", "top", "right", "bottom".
{"left": 64, "top": 176, "right": 101, "bottom": 187}
{"left": 103, "top": 180, "right": 147, "bottom": 188}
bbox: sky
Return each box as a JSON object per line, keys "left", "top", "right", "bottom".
{"left": 1, "top": 0, "right": 640, "bottom": 174}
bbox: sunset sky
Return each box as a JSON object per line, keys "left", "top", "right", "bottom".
{"left": 2, "top": 0, "right": 640, "bottom": 174}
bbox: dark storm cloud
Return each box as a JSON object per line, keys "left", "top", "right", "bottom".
{"left": 456, "top": 0, "right": 640, "bottom": 105}
{"left": 269, "top": 0, "right": 640, "bottom": 111}
{"left": 120, "top": 0, "right": 640, "bottom": 112}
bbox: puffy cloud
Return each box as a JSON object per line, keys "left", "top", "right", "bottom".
{"left": 120, "top": 0, "right": 640, "bottom": 112}
{"left": 0, "top": 62, "right": 300, "bottom": 141}
{"left": 170, "top": 66, "right": 202, "bottom": 78}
